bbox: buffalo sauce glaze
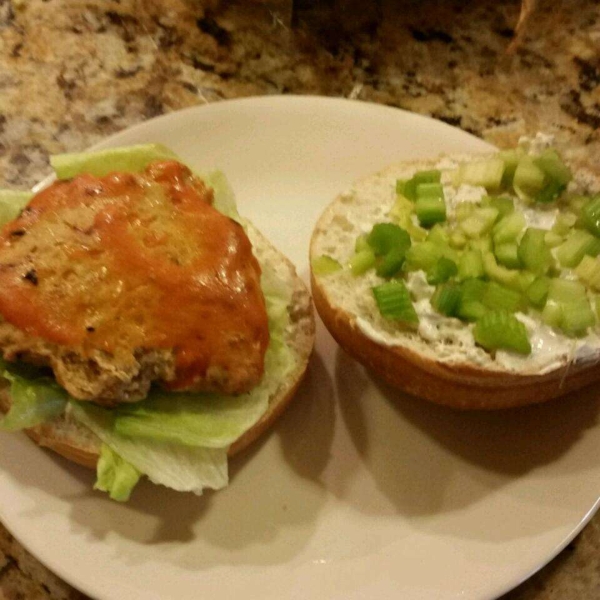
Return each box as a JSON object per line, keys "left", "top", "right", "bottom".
{"left": 0, "top": 161, "right": 270, "bottom": 393}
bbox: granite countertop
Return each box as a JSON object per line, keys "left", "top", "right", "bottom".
{"left": 0, "top": 0, "right": 599, "bottom": 598}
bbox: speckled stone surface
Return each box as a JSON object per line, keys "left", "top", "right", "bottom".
{"left": 0, "top": 0, "right": 599, "bottom": 598}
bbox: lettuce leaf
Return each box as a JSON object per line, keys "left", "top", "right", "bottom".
{"left": 0, "top": 190, "right": 33, "bottom": 227}
{"left": 0, "top": 360, "right": 67, "bottom": 431}
{"left": 202, "top": 170, "right": 241, "bottom": 222}
{"left": 95, "top": 443, "right": 141, "bottom": 502}
{"left": 50, "top": 144, "right": 178, "bottom": 180}
{"left": 70, "top": 402, "right": 228, "bottom": 494}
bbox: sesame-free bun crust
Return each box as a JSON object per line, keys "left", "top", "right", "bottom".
{"left": 310, "top": 155, "right": 600, "bottom": 410}
{"left": 0, "top": 223, "right": 315, "bottom": 468}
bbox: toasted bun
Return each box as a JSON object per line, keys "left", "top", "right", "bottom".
{"left": 310, "top": 155, "right": 600, "bottom": 410}
{"left": 0, "top": 222, "right": 315, "bottom": 467}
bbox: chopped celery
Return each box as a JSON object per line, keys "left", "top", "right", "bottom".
{"left": 561, "top": 299, "right": 596, "bottom": 337}
{"left": 455, "top": 203, "right": 476, "bottom": 222}
{"left": 482, "top": 281, "right": 523, "bottom": 313}
{"left": 413, "top": 170, "right": 442, "bottom": 184}
{"left": 581, "top": 196, "right": 600, "bottom": 238}
{"left": 482, "top": 252, "right": 520, "bottom": 287}
{"left": 534, "top": 149, "right": 572, "bottom": 186}
{"left": 555, "top": 230, "right": 600, "bottom": 268}
{"left": 397, "top": 170, "right": 441, "bottom": 201}
{"left": 544, "top": 230, "right": 564, "bottom": 248}
{"left": 455, "top": 157, "right": 505, "bottom": 191}
{"left": 492, "top": 211, "right": 526, "bottom": 245}
{"left": 525, "top": 277, "right": 550, "bottom": 309}
{"left": 535, "top": 180, "right": 565, "bottom": 204}
{"left": 511, "top": 271, "right": 537, "bottom": 294}
{"left": 457, "top": 278, "right": 487, "bottom": 321}
{"left": 569, "top": 195, "right": 589, "bottom": 215}
{"left": 473, "top": 311, "right": 531, "bottom": 355}
{"left": 469, "top": 236, "right": 493, "bottom": 253}
{"left": 376, "top": 247, "right": 406, "bottom": 278}
{"left": 459, "top": 207, "right": 499, "bottom": 238}
{"left": 553, "top": 212, "right": 577, "bottom": 236}
{"left": 494, "top": 243, "right": 521, "bottom": 269}
{"left": 548, "top": 278, "right": 587, "bottom": 303}
{"left": 518, "top": 228, "right": 552, "bottom": 275}
{"left": 458, "top": 249, "right": 484, "bottom": 280}
{"left": 415, "top": 196, "right": 446, "bottom": 228}
{"left": 427, "top": 257, "right": 458, "bottom": 285}
{"left": 488, "top": 196, "right": 514, "bottom": 219}
{"left": 542, "top": 301, "right": 563, "bottom": 329}
{"left": 513, "top": 156, "right": 546, "bottom": 200}
{"left": 575, "top": 255, "right": 600, "bottom": 291}
{"left": 311, "top": 255, "right": 342, "bottom": 276}
{"left": 389, "top": 196, "right": 428, "bottom": 241}
{"left": 416, "top": 182, "right": 444, "bottom": 199}
{"left": 427, "top": 224, "right": 450, "bottom": 246}
{"left": 431, "top": 282, "right": 461, "bottom": 317}
{"left": 349, "top": 248, "right": 376, "bottom": 276}
{"left": 367, "top": 223, "right": 411, "bottom": 256}
{"left": 449, "top": 229, "right": 467, "bottom": 249}
{"left": 404, "top": 241, "right": 442, "bottom": 271}
{"left": 372, "top": 281, "right": 418, "bottom": 324}
{"left": 498, "top": 148, "right": 523, "bottom": 188}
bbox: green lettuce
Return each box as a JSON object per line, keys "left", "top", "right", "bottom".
{"left": 0, "top": 360, "right": 67, "bottom": 431}
{"left": 95, "top": 443, "right": 141, "bottom": 502}
{"left": 0, "top": 190, "right": 32, "bottom": 227}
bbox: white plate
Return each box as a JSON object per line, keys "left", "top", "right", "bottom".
{"left": 1, "top": 96, "right": 599, "bottom": 600}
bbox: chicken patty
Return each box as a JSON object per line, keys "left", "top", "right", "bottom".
{"left": 0, "top": 161, "right": 269, "bottom": 405}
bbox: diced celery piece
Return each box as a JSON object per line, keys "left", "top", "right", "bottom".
{"left": 389, "top": 196, "right": 428, "bottom": 241}
{"left": 555, "top": 230, "right": 600, "bottom": 268}
{"left": 492, "top": 211, "right": 526, "bottom": 245}
{"left": 0, "top": 190, "right": 33, "bottom": 226}
{"left": 431, "top": 282, "right": 461, "bottom": 317}
{"left": 457, "top": 278, "right": 487, "bottom": 321}
{"left": 455, "top": 157, "right": 505, "bottom": 191}
{"left": 372, "top": 281, "right": 419, "bottom": 324}
{"left": 404, "top": 241, "right": 442, "bottom": 272}
{"left": 518, "top": 228, "right": 552, "bottom": 275}
{"left": 459, "top": 207, "right": 499, "bottom": 238}
{"left": 50, "top": 144, "right": 178, "bottom": 180}
{"left": 525, "top": 277, "right": 550, "bottom": 309}
{"left": 376, "top": 247, "right": 407, "bottom": 278}
{"left": 569, "top": 195, "right": 589, "bottom": 215}
{"left": 548, "top": 278, "right": 587, "bottom": 303}
{"left": 458, "top": 249, "right": 484, "bottom": 280}
{"left": 561, "top": 299, "right": 596, "bottom": 337}
{"left": 355, "top": 234, "right": 370, "bottom": 253}
{"left": 542, "top": 301, "right": 563, "bottom": 329}
{"left": 534, "top": 149, "right": 572, "bottom": 186}
{"left": 494, "top": 243, "right": 521, "bottom": 269}
{"left": 449, "top": 229, "right": 467, "bottom": 249}
{"left": 508, "top": 271, "right": 536, "bottom": 293}
{"left": 427, "top": 257, "right": 458, "bottom": 285}
{"left": 482, "top": 281, "right": 523, "bottom": 312}
{"left": 455, "top": 203, "right": 476, "bottom": 222}
{"left": 415, "top": 196, "right": 446, "bottom": 228}
{"left": 535, "top": 180, "right": 565, "bottom": 204}
{"left": 482, "top": 252, "right": 520, "bottom": 287}
{"left": 473, "top": 311, "right": 531, "bottom": 355}
{"left": 349, "top": 248, "right": 376, "bottom": 276}
{"left": 427, "top": 224, "right": 450, "bottom": 246}
{"left": 413, "top": 170, "right": 442, "bottom": 184}
{"left": 552, "top": 212, "right": 577, "bottom": 236}
{"left": 488, "top": 196, "right": 514, "bottom": 219}
{"left": 544, "top": 230, "right": 563, "bottom": 248}
{"left": 580, "top": 196, "right": 600, "bottom": 238}
{"left": 498, "top": 148, "right": 524, "bottom": 188}
{"left": 469, "top": 237, "right": 493, "bottom": 253}
{"left": 513, "top": 156, "right": 546, "bottom": 200}
{"left": 575, "top": 255, "right": 600, "bottom": 291}
{"left": 416, "top": 182, "right": 444, "bottom": 199}
{"left": 367, "top": 223, "right": 411, "bottom": 256}
{"left": 311, "top": 255, "right": 342, "bottom": 276}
